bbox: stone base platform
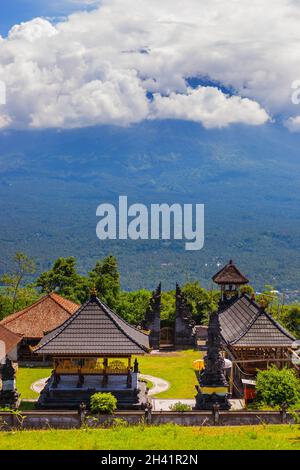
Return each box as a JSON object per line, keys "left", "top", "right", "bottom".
{"left": 36, "top": 374, "right": 149, "bottom": 410}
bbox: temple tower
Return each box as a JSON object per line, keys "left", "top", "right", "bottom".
{"left": 195, "top": 310, "right": 231, "bottom": 410}
{"left": 212, "top": 260, "right": 249, "bottom": 308}
{"left": 142, "top": 283, "right": 161, "bottom": 350}
{"left": 174, "top": 284, "right": 195, "bottom": 348}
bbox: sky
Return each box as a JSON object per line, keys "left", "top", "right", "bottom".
{"left": 0, "top": 0, "right": 300, "bottom": 132}
{"left": 0, "top": 1, "right": 100, "bottom": 35}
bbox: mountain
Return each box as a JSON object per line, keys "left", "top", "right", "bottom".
{"left": 0, "top": 120, "right": 300, "bottom": 291}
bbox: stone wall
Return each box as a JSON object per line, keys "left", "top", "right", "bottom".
{"left": 0, "top": 409, "right": 298, "bottom": 430}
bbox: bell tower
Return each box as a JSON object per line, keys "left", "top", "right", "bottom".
{"left": 212, "top": 260, "right": 249, "bottom": 307}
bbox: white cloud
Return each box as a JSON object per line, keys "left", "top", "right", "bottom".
{"left": 2, "top": 0, "right": 300, "bottom": 130}
{"left": 285, "top": 116, "right": 300, "bottom": 132}
{"left": 151, "top": 87, "right": 269, "bottom": 128}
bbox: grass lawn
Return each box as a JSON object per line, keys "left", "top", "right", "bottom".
{"left": 17, "top": 367, "right": 52, "bottom": 400}
{"left": 137, "top": 350, "right": 200, "bottom": 398}
{"left": 0, "top": 425, "right": 299, "bottom": 450}
{"left": 16, "top": 350, "right": 200, "bottom": 400}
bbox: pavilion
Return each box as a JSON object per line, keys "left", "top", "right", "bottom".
{"left": 212, "top": 260, "right": 297, "bottom": 394}
{"left": 34, "top": 291, "right": 151, "bottom": 409}
{"left": 0, "top": 293, "right": 79, "bottom": 361}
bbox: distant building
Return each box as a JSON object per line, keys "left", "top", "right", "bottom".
{"left": 0, "top": 293, "right": 79, "bottom": 361}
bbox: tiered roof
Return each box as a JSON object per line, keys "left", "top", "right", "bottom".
{"left": 0, "top": 293, "right": 79, "bottom": 339}
{"left": 213, "top": 260, "right": 249, "bottom": 285}
{"left": 219, "top": 295, "right": 295, "bottom": 347}
{"left": 35, "top": 294, "right": 150, "bottom": 356}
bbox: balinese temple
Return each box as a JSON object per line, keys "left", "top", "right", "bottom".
{"left": 142, "top": 283, "right": 196, "bottom": 350}
{"left": 0, "top": 293, "right": 79, "bottom": 361}
{"left": 195, "top": 308, "right": 231, "bottom": 410}
{"left": 141, "top": 283, "right": 161, "bottom": 349}
{"left": 213, "top": 260, "right": 296, "bottom": 393}
{"left": 174, "top": 284, "right": 196, "bottom": 348}
{"left": 34, "top": 292, "right": 150, "bottom": 409}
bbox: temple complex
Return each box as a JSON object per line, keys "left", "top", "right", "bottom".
{"left": 34, "top": 291, "right": 150, "bottom": 409}
{"left": 0, "top": 293, "right": 79, "bottom": 361}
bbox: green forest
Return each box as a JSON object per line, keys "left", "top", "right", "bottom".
{"left": 0, "top": 252, "right": 299, "bottom": 338}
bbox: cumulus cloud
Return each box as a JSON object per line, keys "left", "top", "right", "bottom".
{"left": 285, "top": 116, "right": 300, "bottom": 132}
{"left": 151, "top": 87, "right": 269, "bottom": 128}
{"left": 2, "top": 0, "right": 300, "bottom": 130}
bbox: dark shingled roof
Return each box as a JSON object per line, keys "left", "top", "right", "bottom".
{"left": 34, "top": 295, "right": 150, "bottom": 356}
{"left": 213, "top": 260, "right": 249, "bottom": 285}
{"left": 219, "top": 295, "right": 295, "bottom": 347}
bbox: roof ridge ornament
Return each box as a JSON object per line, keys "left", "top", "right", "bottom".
{"left": 90, "top": 287, "right": 97, "bottom": 300}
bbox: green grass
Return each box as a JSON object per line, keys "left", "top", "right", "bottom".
{"left": 17, "top": 351, "right": 200, "bottom": 400}
{"left": 17, "top": 367, "right": 52, "bottom": 400}
{"left": 0, "top": 425, "right": 299, "bottom": 450}
{"left": 137, "top": 350, "right": 200, "bottom": 398}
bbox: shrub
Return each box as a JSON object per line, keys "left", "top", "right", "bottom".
{"left": 169, "top": 402, "right": 192, "bottom": 412}
{"left": 90, "top": 393, "right": 117, "bottom": 415}
{"left": 256, "top": 367, "right": 300, "bottom": 408}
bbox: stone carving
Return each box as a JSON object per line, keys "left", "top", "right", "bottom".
{"left": 1, "top": 358, "right": 15, "bottom": 382}
{"left": 0, "top": 358, "right": 20, "bottom": 409}
{"left": 174, "top": 284, "right": 195, "bottom": 348}
{"left": 195, "top": 311, "right": 231, "bottom": 410}
{"left": 142, "top": 283, "right": 161, "bottom": 349}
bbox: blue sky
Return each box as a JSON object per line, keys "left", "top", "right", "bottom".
{"left": 0, "top": 1, "right": 99, "bottom": 36}
{"left": 0, "top": 0, "right": 299, "bottom": 132}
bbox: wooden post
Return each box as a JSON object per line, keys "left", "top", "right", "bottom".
{"left": 229, "top": 362, "right": 234, "bottom": 396}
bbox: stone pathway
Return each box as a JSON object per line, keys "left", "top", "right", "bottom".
{"left": 152, "top": 399, "right": 196, "bottom": 411}
{"left": 140, "top": 374, "right": 170, "bottom": 397}
{"left": 31, "top": 374, "right": 170, "bottom": 397}
{"left": 31, "top": 377, "right": 48, "bottom": 394}
{"left": 152, "top": 398, "right": 245, "bottom": 411}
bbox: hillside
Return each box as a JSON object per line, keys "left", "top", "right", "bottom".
{"left": 0, "top": 120, "right": 300, "bottom": 291}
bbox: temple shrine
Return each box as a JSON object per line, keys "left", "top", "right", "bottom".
{"left": 34, "top": 291, "right": 150, "bottom": 409}
{"left": 214, "top": 260, "right": 297, "bottom": 395}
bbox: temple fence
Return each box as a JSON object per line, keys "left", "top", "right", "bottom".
{"left": 0, "top": 409, "right": 298, "bottom": 430}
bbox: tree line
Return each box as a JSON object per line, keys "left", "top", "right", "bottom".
{"left": 0, "top": 252, "right": 299, "bottom": 338}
